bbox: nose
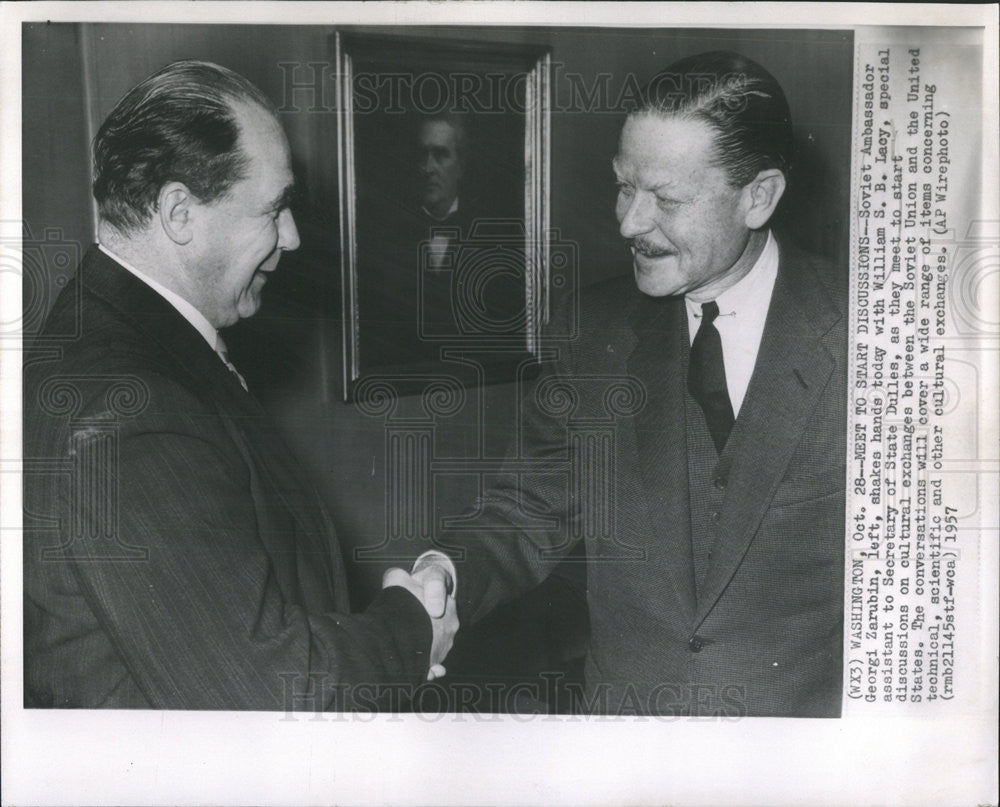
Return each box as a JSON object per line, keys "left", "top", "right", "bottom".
{"left": 421, "top": 152, "right": 437, "bottom": 175}
{"left": 617, "top": 191, "right": 654, "bottom": 240}
{"left": 278, "top": 208, "right": 300, "bottom": 252}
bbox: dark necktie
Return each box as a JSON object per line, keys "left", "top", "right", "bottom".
{"left": 688, "top": 301, "right": 735, "bottom": 454}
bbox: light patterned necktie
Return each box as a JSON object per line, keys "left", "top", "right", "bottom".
{"left": 215, "top": 334, "right": 248, "bottom": 392}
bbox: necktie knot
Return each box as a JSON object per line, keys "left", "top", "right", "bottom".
{"left": 215, "top": 334, "right": 231, "bottom": 362}
{"left": 700, "top": 300, "right": 720, "bottom": 326}
{"left": 215, "top": 334, "right": 248, "bottom": 392}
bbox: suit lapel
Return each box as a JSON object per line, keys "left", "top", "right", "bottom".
{"left": 692, "top": 242, "right": 842, "bottom": 628}
{"left": 626, "top": 292, "right": 697, "bottom": 622}
{"left": 81, "top": 248, "right": 338, "bottom": 606}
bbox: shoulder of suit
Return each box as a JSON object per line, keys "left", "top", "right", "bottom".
{"left": 26, "top": 286, "right": 217, "bottom": 431}
{"left": 778, "top": 238, "right": 849, "bottom": 312}
{"left": 24, "top": 341, "right": 247, "bottom": 486}
{"left": 32, "top": 274, "right": 165, "bottom": 365}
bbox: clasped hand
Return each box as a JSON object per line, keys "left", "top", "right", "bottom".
{"left": 382, "top": 557, "right": 458, "bottom": 681}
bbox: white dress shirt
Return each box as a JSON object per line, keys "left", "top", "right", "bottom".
{"left": 684, "top": 230, "right": 779, "bottom": 416}
{"left": 423, "top": 197, "right": 460, "bottom": 271}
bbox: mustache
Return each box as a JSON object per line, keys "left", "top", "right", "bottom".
{"left": 630, "top": 237, "right": 676, "bottom": 257}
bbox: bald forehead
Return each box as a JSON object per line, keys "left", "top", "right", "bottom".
{"left": 233, "top": 102, "right": 291, "bottom": 165}
{"left": 420, "top": 120, "right": 460, "bottom": 149}
{"left": 233, "top": 100, "right": 285, "bottom": 143}
{"left": 228, "top": 100, "right": 295, "bottom": 211}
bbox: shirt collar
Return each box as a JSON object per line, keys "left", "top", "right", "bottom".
{"left": 98, "top": 244, "right": 219, "bottom": 350}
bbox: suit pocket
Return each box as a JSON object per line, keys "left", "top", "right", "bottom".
{"left": 769, "top": 465, "right": 845, "bottom": 509}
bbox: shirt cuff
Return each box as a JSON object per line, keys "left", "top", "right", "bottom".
{"left": 412, "top": 550, "right": 457, "bottom": 598}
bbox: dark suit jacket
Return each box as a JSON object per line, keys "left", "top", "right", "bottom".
{"left": 23, "top": 247, "right": 431, "bottom": 710}
{"left": 452, "top": 238, "right": 847, "bottom": 717}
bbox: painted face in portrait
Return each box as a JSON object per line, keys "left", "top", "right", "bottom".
{"left": 419, "top": 119, "right": 462, "bottom": 220}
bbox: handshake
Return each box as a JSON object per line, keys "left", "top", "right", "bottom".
{"left": 382, "top": 552, "right": 459, "bottom": 681}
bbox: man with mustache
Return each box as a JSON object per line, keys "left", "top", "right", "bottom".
{"left": 23, "top": 60, "right": 457, "bottom": 710}
{"left": 405, "top": 50, "right": 846, "bottom": 716}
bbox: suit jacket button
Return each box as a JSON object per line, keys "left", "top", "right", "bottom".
{"left": 689, "top": 636, "right": 706, "bottom": 653}
{"left": 713, "top": 476, "right": 727, "bottom": 490}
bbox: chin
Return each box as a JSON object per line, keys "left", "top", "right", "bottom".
{"left": 236, "top": 296, "right": 262, "bottom": 321}
{"left": 633, "top": 262, "right": 683, "bottom": 298}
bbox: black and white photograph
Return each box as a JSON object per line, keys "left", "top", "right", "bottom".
{"left": 17, "top": 20, "right": 854, "bottom": 714}
{"left": 2, "top": 4, "right": 997, "bottom": 807}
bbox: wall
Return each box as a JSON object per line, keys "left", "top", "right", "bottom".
{"left": 22, "top": 24, "right": 95, "bottom": 340}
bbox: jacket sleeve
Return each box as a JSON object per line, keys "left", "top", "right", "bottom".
{"left": 448, "top": 317, "right": 589, "bottom": 626}
{"left": 28, "top": 369, "right": 432, "bottom": 711}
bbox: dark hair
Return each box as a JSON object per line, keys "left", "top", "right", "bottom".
{"left": 92, "top": 60, "right": 276, "bottom": 232}
{"left": 638, "top": 50, "right": 793, "bottom": 187}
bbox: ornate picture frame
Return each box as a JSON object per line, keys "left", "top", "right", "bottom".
{"left": 333, "top": 31, "right": 552, "bottom": 400}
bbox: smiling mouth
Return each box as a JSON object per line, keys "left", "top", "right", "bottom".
{"left": 631, "top": 243, "right": 676, "bottom": 259}
{"left": 256, "top": 260, "right": 278, "bottom": 280}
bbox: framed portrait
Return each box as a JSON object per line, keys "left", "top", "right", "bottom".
{"left": 333, "top": 31, "right": 552, "bottom": 400}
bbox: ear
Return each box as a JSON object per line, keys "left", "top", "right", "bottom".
{"left": 157, "top": 182, "right": 196, "bottom": 245}
{"left": 742, "top": 169, "right": 786, "bottom": 230}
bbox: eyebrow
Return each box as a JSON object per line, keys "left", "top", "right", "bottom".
{"left": 267, "top": 184, "right": 297, "bottom": 213}
{"left": 611, "top": 159, "right": 678, "bottom": 191}
{"left": 611, "top": 171, "right": 678, "bottom": 195}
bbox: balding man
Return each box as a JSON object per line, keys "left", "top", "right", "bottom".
{"left": 23, "top": 61, "right": 456, "bottom": 710}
